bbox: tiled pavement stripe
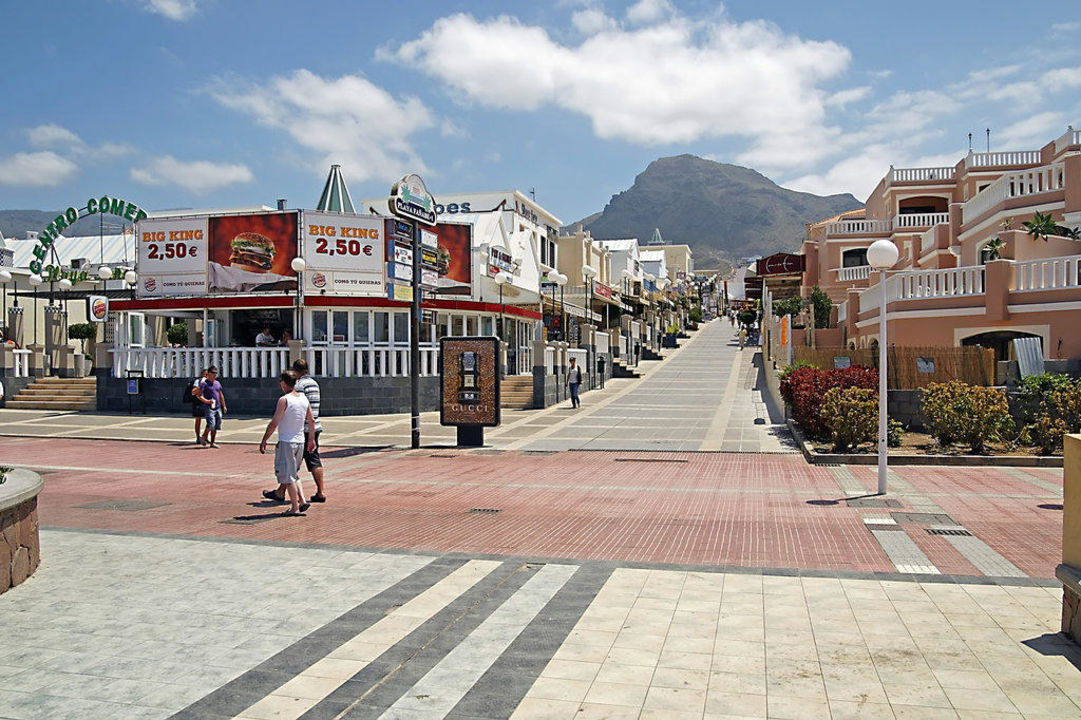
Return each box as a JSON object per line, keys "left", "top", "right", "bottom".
{"left": 378, "top": 564, "right": 580, "bottom": 718}
{"left": 828, "top": 466, "right": 866, "bottom": 496}
{"left": 698, "top": 333, "right": 744, "bottom": 451}
{"left": 446, "top": 564, "right": 614, "bottom": 719}
{"left": 887, "top": 468, "right": 946, "bottom": 513}
{"left": 293, "top": 561, "right": 543, "bottom": 719}
{"left": 230, "top": 559, "right": 504, "bottom": 720}
{"left": 938, "top": 532, "right": 1027, "bottom": 578}
{"left": 864, "top": 519, "right": 940, "bottom": 575}
{"left": 167, "top": 556, "right": 472, "bottom": 720}
{"left": 998, "top": 465, "right": 1064, "bottom": 495}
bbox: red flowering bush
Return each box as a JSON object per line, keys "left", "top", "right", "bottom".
{"left": 780, "top": 365, "right": 879, "bottom": 439}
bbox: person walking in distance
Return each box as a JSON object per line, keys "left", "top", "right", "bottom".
{"left": 567, "top": 356, "right": 583, "bottom": 409}
{"left": 191, "top": 368, "right": 207, "bottom": 444}
{"left": 738, "top": 326, "right": 748, "bottom": 350}
{"left": 259, "top": 370, "right": 316, "bottom": 516}
{"left": 263, "top": 358, "right": 326, "bottom": 504}
{"left": 198, "top": 366, "right": 228, "bottom": 448}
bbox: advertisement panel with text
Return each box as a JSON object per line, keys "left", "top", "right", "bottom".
{"left": 302, "top": 212, "right": 385, "bottom": 294}
{"left": 135, "top": 216, "right": 209, "bottom": 297}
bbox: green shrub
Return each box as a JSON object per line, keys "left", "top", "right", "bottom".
{"left": 772, "top": 296, "right": 802, "bottom": 318}
{"left": 738, "top": 309, "right": 757, "bottom": 327}
{"left": 1029, "top": 383, "right": 1081, "bottom": 455}
{"left": 167, "top": 322, "right": 189, "bottom": 347}
{"left": 689, "top": 306, "right": 703, "bottom": 323}
{"left": 808, "top": 286, "right": 832, "bottom": 329}
{"left": 67, "top": 322, "right": 97, "bottom": 341}
{"left": 821, "top": 387, "right": 878, "bottom": 452}
{"left": 888, "top": 418, "right": 904, "bottom": 448}
{"left": 921, "top": 381, "right": 1012, "bottom": 454}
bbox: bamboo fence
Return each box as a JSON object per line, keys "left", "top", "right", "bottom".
{"left": 793, "top": 345, "right": 996, "bottom": 389}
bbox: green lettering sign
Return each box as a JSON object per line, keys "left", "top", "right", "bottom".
{"left": 28, "top": 194, "right": 146, "bottom": 275}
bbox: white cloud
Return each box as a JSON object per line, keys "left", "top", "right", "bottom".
{"left": 1053, "top": 22, "right": 1080, "bottom": 34}
{"left": 27, "top": 123, "right": 84, "bottom": 149}
{"left": 626, "top": 0, "right": 673, "bottom": 24}
{"left": 209, "top": 69, "right": 434, "bottom": 182}
{"left": 0, "top": 151, "right": 78, "bottom": 187}
{"left": 825, "top": 86, "right": 871, "bottom": 108}
{"left": 130, "top": 156, "right": 252, "bottom": 194}
{"left": 572, "top": 8, "right": 616, "bottom": 34}
{"left": 143, "top": 0, "right": 197, "bottom": 21}
{"left": 388, "top": 12, "right": 852, "bottom": 169}
{"left": 995, "top": 111, "right": 1067, "bottom": 148}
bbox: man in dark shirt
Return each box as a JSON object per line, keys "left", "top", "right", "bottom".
{"left": 199, "top": 366, "right": 228, "bottom": 448}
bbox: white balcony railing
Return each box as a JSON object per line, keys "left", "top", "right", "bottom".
{"left": 962, "top": 163, "right": 1066, "bottom": 225}
{"left": 1055, "top": 126, "right": 1080, "bottom": 154}
{"left": 836, "top": 265, "right": 872, "bottom": 282}
{"left": 1014, "top": 256, "right": 1081, "bottom": 291}
{"left": 888, "top": 166, "right": 955, "bottom": 184}
{"left": 964, "top": 151, "right": 1042, "bottom": 169}
{"left": 919, "top": 226, "right": 939, "bottom": 255}
{"left": 860, "top": 267, "right": 984, "bottom": 314}
{"left": 11, "top": 349, "right": 31, "bottom": 378}
{"left": 544, "top": 346, "right": 555, "bottom": 374}
{"left": 894, "top": 212, "right": 950, "bottom": 229}
{"left": 825, "top": 219, "right": 892, "bottom": 235}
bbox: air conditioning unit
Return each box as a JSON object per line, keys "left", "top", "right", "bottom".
{"left": 71, "top": 258, "right": 86, "bottom": 269}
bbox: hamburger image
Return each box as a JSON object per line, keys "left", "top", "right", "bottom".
{"left": 229, "top": 232, "right": 276, "bottom": 272}
{"left": 436, "top": 244, "right": 451, "bottom": 275}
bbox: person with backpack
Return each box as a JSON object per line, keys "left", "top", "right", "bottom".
{"left": 189, "top": 369, "right": 207, "bottom": 444}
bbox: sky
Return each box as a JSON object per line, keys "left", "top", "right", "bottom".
{"left": 1, "top": 0, "right": 1079, "bottom": 227}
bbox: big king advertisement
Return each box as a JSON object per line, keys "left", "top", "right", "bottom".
{"left": 136, "top": 216, "right": 209, "bottom": 297}
{"left": 302, "top": 212, "right": 385, "bottom": 293}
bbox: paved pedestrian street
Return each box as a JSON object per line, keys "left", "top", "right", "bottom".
{"left": 0, "top": 322, "right": 1078, "bottom": 719}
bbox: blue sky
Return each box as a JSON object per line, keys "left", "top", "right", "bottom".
{"left": 2, "top": 0, "right": 1079, "bottom": 226}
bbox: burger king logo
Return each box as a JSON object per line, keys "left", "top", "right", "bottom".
{"left": 312, "top": 272, "right": 327, "bottom": 289}
{"left": 91, "top": 298, "right": 107, "bottom": 321}
{"left": 144, "top": 277, "right": 157, "bottom": 293}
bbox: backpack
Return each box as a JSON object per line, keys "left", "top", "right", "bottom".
{"left": 184, "top": 379, "right": 200, "bottom": 405}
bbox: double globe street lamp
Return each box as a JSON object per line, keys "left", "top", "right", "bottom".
{"left": 867, "top": 238, "right": 900, "bottom": 496}
{"left": 582, "top": 264, "right": 597, "bottom": 389}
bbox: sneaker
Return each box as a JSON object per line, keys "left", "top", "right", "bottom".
{"left": 310, "top": 494, "right": 326, "bottom": 503}
{"left": 262, "top": 489, "right": 285, "bottom": 503}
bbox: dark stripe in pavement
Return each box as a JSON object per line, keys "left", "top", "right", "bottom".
{"left": 168, "top": 556, "right": 468, "bottom": 720}
{"left": 302, "top": 561, "right": 538, "bottom": 719}
{"left": 445, "top": 563, "right": 616, "bottom": 719}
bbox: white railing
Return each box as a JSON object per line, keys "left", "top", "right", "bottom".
{"left": 825, "top": 219, "right": 892, "bottom": 235}
{"left": 837, "top": 302, "right": 847, "bottom": 324}
{"left": 305, "top": 345, "right": 440, "bottom": 378}
{"left": 836, "top": 265, "right": 871, "bottom": 282}
{"left": 631, "top": 321, "right": 642, "bottom": 338}
{"left": 1055, "top": 127, "right": 1080, "bottom": 154}
{"left": 544, "top": 346, "right": 555, "bottom": 374}
{"left": 11, "top": 349, "right": 31, "bottom": 378}
{"left": 962, "top": 163, "right": 1066, "bottom": 225}
{"left": 889, "top": 166, "right": 955, "bottom": 184}
{"left": 965, "top": 151, "right": 1042, "bottom": 168}
{"left": 896, "top": 267, "right": 984, "bottom": 300}
{"left": 595, "top": 332, "right": 610, "bottom": 354}
{"left": 919, "top": 226, "right": 939, "bottom": 255}
{"left": 894, "top": 212, "right": 950, "bottom": 229}
{"left": 113, "top": 346, "right": 289, "bottom": 379}
{"left": 1014, "top": 256, "right": 1081, "bottom": 291}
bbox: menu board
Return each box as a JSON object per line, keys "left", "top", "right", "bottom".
{"left": 136, "top": 216, "right": 209, "bottom": 297}
{"left": 302, "top": 212, "right": 385, "bottom": 294}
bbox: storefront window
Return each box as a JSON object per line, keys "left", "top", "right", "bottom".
{"left": 374, "top": 312, "right": 389, "bottom": 343}
{"left": 393, "top": 313, "right": 408, "bottom": 344}
{"left": 452, "top": 315, "right": 464, "bottom": 336}
{"left": 311, "top": 310, "right": 328, "bottom": 344}
{"left": 466, "top": 316, "right": 478, "bottom": 335}
{"left": 481, "top": 317, "right": 495, "bottom": 336}
{"left": 353, "top": 312, "right": 370, "bottom": 344}
{"left": 129, "top": 313, "right": 145, "bottom": 347}
{"left": 333, "top": 311, "right": 349, "bottom": 343}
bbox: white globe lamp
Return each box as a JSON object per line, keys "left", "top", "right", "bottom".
{"left": 97, "top": 265, "right": 112, "bottom": 281}
{"left": 291, "top": 257, "right": 306, "bottom": 273}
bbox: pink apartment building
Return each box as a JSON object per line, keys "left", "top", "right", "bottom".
{"left": 801, "top": 126, "right": 1081, "bottom": 362}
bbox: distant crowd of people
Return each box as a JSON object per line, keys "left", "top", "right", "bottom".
{"left": 188, "top": 357, "right": 326, "bottom": 516}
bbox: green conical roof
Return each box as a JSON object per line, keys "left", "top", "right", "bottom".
{"left": 649, "top": 228, "right": 664, "bottom": 245}
{"left": 316, "top": 164, "right": 356, "bottom": 213}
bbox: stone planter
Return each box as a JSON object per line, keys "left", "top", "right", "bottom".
{"left": 0, "top": 468, "right": 43, "bottom": 594}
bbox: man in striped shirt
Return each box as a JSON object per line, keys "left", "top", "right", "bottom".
{"left": 263, "top": 358, "right": 327, "bottom": 503}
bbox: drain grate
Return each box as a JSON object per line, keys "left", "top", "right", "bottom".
{"left": 468, "top": 508, "right": 500, "bottom": 514}
{"left": 77, "top": 500, "right": 171, "bottom": 512}
{"left": 473, "top": 450, "right": 505, "bottom": 455}
{"left": 522, "top": 450, "right": 558, "bottom": 455}
{"left": 846, "top": 497, "right": 902, "bottom": 508}
{"left": 613, "top": 458, "right": 689, "bottom": 463}
{"left": 927, "top": 528, "right": 973, "bottom": 537}
{"left": 221, "top": 516, "right": 275, "bottom": 525}
{"left": 428, "top": 454, "right": 457, "bottom": 458}
{"left": 892, "top": 512, "right": 956, "bottom": 526}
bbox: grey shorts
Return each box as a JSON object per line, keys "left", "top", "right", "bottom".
{"left": 274, "top": 441, "right": 305, "bottom": 484}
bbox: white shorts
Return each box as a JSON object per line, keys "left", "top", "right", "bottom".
{"left": 274, "top": 441, "right": 304, "bottom": 484}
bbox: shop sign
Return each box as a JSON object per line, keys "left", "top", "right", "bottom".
{"left": 29, "top": 194, "right": 147, "bottom": 274}
{"left": 387, "top": 283, "right": 413, "bottom": 301}
{"left": 594, "top": 282, "right": 613, "bottom": 300}
{"left": 419, "top": 227, "right": 438, "bottom": 249}
{"left": 88, "top": 295, "right": 109, "bottom": 322}
{"left": 421, "top": 268, "right": 439, "bottom": 288}
{"left": 393, "top": 245, "right": 413, "bottom": 265}
{"left": 487, "top": 246, "right": 513, "bottom": 276}
{"left": 387, "top": 262, "right": 413, "bottom": 281}
{"left": 136, "top": 216, "right": 210, "bottom": 297}
{"left": 302, "top": 212, "right": 384, "bottom": 294}
{"left": 440, "top": 337, "right": 501, "bottom": 427}
{"left": 389, "top": 174, "right": 436, "bottom": 226}
{"left": 43, "top": 265, "right": 92, "bottom": 283}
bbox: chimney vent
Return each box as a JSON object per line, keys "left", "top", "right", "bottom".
{"left": 277, "top": 199, "right": 288, "bottom": 210}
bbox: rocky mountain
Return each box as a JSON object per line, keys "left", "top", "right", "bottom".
{"left": 570, "top": 155, "right": 863, "bottom": 266}
{"left": 0, "top": 209, "right": 119, "bottom": 240}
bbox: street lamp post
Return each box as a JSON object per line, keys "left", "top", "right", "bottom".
{"left": 554, "top": 272, "right": 567, "bottom": 347}
{"left": 0, "top": 270, "right": 10, "bottom": 337}
{"left": 867, "top": 239, "right": 899, "bottom": 496}
{"left": 28, "top": 273, "right": 42, "bottom": 344}
{"left": 582, "top": 264, "right": 597, "bottom": 389}
{"left": 291, "top": 257, "right": 306, "bottom": 341}
{"left": 494, "top": 271, "right": 510, "bottom": 374}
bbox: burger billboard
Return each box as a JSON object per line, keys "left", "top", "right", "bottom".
{"left": 135, "top": 216, "right": 209, "bottom": 298}
{"left": 301, "top": 212, "right": 386, "bottom": 294}
{"left": 207, "top": 212, "right": 299, "bottom": 294}
{"left": 433, "top": 222, "right": 472, "bottom": 296}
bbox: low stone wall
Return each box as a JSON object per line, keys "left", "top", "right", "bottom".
{"left": 94, "top": 368, "right": 441, "bottom": 416}
{"left": 0, "top": 468, "right": 43, "bottom": 595}
{"left": 0, "top": 375, "right": 34, "bottom": 407}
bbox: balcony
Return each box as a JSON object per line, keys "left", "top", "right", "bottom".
{"left": 836, "top": 265, "right": 871, "bottom": 282}
{"left": 961, "top": 163, "right": 1066, "bottom": 225}
{"left": 1056, "top": 126, "right": 1081, "bottom": 154}
{"left": 894, "top": 212, "right": 950, "bottom": 230}
{"left": 963, "top": 151, "right": 1042, "bottom": 169}
{"left": 824, "top": 219, "right": 892, "bottom": 235}
{"left": 887, "top": 166, "right": 955, "bottom": 185}
{"left": 1014, "top": 256, "right": 1081, "bottom": 292}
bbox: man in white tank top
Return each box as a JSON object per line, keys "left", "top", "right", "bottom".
{"left": 259, "top": 370, "right": 317, "bottom": 516}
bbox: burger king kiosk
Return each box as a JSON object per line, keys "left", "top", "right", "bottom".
{"left": 102, "top": 202, "right": 545, "bottom": 416}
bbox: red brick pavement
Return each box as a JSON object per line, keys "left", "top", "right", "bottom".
{"left": 0, "top": 437, "right": 1062, "bottom": 578}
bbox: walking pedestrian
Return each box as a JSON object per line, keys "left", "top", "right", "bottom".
{"left": 738, "top": 327, "right": 747, "bottom": 350}
{"left": 198, "top": 366, "right": 227, "bottom": 448}
{"left": 263, "top": 358, "right": 326, "bottom": 504}
{"left": 190, "top": 369, "right": 207, "bottom": 444}
{"left": 259, "top": 370, "right": 316, "bottom": 516}
{"left": 567, "top": 356, "right": 583, "bottom": 409}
